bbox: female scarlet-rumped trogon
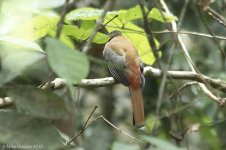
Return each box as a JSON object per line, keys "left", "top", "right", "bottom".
{"left": 103, "top": 30, "right": 145, "bottom": 127}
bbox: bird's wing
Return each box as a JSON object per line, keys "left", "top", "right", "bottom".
{"left": 103, "top": 46, "right": 130, "bottom": 86}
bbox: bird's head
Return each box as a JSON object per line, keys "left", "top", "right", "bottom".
{"left": 108, "top": 30, "right": 122, "bottom": 39}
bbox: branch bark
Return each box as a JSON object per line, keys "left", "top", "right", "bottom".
{"left": 1, "top": 66, "right": 226, "bottom": 108}
{"left": 47, "top": 67, "right": 226, "bottom": 93}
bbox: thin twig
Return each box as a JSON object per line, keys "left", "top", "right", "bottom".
{"left": 138, "top": 0, "right": 161, "bottom": 69}
{"left": 56, "top": 0, "right": 70, "bottom": 39}
{"left": 177, "top": 0, "right": 190, "bottom": 29}
{"left": 139, "top": 0, "right": 169, "bottom": 115}
{"left": 168, "top": 82, "right": 198, "bottom": 100}
{"left": 197, "top": 6, "right": 226, "bottom": 70}
{"left": 66, "top": 114, "right": 144, "bottom": 145}
{"left": 99, "top": 115, "right": 144, "bottom": 144}
{"left": 152, "top": 30, "right": 226, "bottom": 40}
{"left": 145, "top": 96, "right": 201, "bottom": 126}
{"left": 43, "top": 0, "right": 70, "bottom": 91}
{"left": 206, "top": 7, "right": 226, "bottom": 29}
{"left": 105, "top": 25, "right": 226, "bottom": 40}
{"left": 103, "top": 15, "right": 118, "bottom": 27}
{"left": 154, "top": 0, "right": 179, "bottom": 114}
{"left": 67, "top": 106, "right": 98, "bottom": 145}
{"left": 79, "top": 115, "right": 144, "bottom": 144}
{"left": 82, "top": 0, "right": 114, "bottom": 53}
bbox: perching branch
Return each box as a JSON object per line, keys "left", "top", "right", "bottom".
{"left": 1, "top": 66, "right": 226, "bottom": 108}
{"left": 50, "top": 67, "right": 226, "bottom": 94}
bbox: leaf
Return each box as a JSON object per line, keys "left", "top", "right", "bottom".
{"left": 148, "top": 8, "right": 178, "bottom": 23}
{"left": 0, "top": 36, "right": 44, "bottom": 52}
{"left": 45, "top": 37, "right": 89, "bottom": 85}
{"left": 61, "top": 25, "right": 80, "bottom": 36}
{"left": 14, "top": 15, "right": 59, "bottom": 41}
{"left": 118, "top": 5, "right": 143, "bottom": 23}
{"left": 80, "top": 20, "right": 96, "bottom": 29}
{"left": 141, "top": 136, "right": 185, "bottom": 150}
{"left": 0, "top": 111, "right": 64, "bottom": 149}
{"left": 145, "top": 114, "right": 161, "bottom": 133}
{"left": 92, "top": 32, "right": 110, "bottom": 44}
{"left": 66, "top": 7, "right": 118, "bottom": 21}
{"left": 48, "top": 29, "right": 75, "bottom": 48}
{"left": 66, "top": 6, "right": 177, "bottom": 24}
{"left": 8, "top": 86, "right": 68, "bottom": 119}
{"left": 62, "top": 25, "right": 109, "bottom": 44}
{"left": 0, "top": 49, "right": 44, "bottom": 86}
{"left": 106, "top": 19, "right": 159, "bottom": 65}
{"left": 112, "top": 142, "right": 140, "bottom": 150}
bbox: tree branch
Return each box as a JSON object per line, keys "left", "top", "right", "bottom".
{"left": 1, "top": 66, "right": 226, "bottom": 108}
{"left": 49, "top": 67, "right": 226, "bottom": 94}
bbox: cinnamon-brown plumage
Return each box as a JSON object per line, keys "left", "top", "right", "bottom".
{"left": 103, "top": 30, "right": 145, "bottom": 127}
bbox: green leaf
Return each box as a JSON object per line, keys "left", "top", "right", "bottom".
{"left": 92, "top": 32, "right": 110, "bottom": 44}
{"left": 48, "top": 29, "right": 75, "bottom": 48}
{"left": 148, "top": 8, "right": 178, "bottom": 23}
{"left": 66, "top": 6, "right": 177, "bottom": 24}
{"left": 8, "top": 86, "right": 68, "bottom": 119}
{"left": 61, "top": 25, "right": 80, "bottom": 36}
{"left": 62, "top": 25, "right": 109, "bottom": 44}
{"left": 118, "top": 5, "right": 143, "bottom": 23}
{"left": 0, "top": 36, "right": 44, "bottom": 52}
{"left": 118, "top": 5, "right": 177, "bottom": 23}
{"left": 80, "top": 20, "right": 96, "bottom": 29}
{"left": 45, "top": 37, "right": 89, "bottom": 84}
{"left": 112, "top": 142, "right": 140, "bottom": 150}
{"left": 145, "top": 114, "right": 161, "bottom": 133}
{"left": 0, "top": 49, "right": 44, "bottom": 86}
{"left": 0, "top": 111, "right": 64, "bottom": 149}
{"left": 66, "top": 7, "right": 118, "bottom": 21}
{"left": 141, "top": 136, "right": 185, "bottom": 150}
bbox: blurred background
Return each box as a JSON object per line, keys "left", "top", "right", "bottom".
{"left": 0, "top": 0, "right": 226, "bottom": 150}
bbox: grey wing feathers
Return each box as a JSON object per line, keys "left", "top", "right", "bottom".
{"left": 108, "top": 66, "right": 129, "bottom": 86}
{"left": 103, "top": 47, "right": 130, "bottom": 86}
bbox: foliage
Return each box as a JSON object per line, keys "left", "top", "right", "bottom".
{"left": 0, "top": 111, "right": 64, "bottom": 149}
{"left": 45, "top": 37, "right": 89, "bottom": 85}
{"left": 66, "top": 5, "right": 177, "bottom": 64}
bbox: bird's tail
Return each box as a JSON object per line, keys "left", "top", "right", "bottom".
{"left": 129, "top": 87, "right": 144, "bottom": 127}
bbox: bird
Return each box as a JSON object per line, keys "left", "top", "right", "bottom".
{"left": 103, "top": 30, "right": 145, "bottom": 127}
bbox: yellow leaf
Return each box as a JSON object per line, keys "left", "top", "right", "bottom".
{"left": 14, "top": 15, "right": 59, "bottom": 41}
